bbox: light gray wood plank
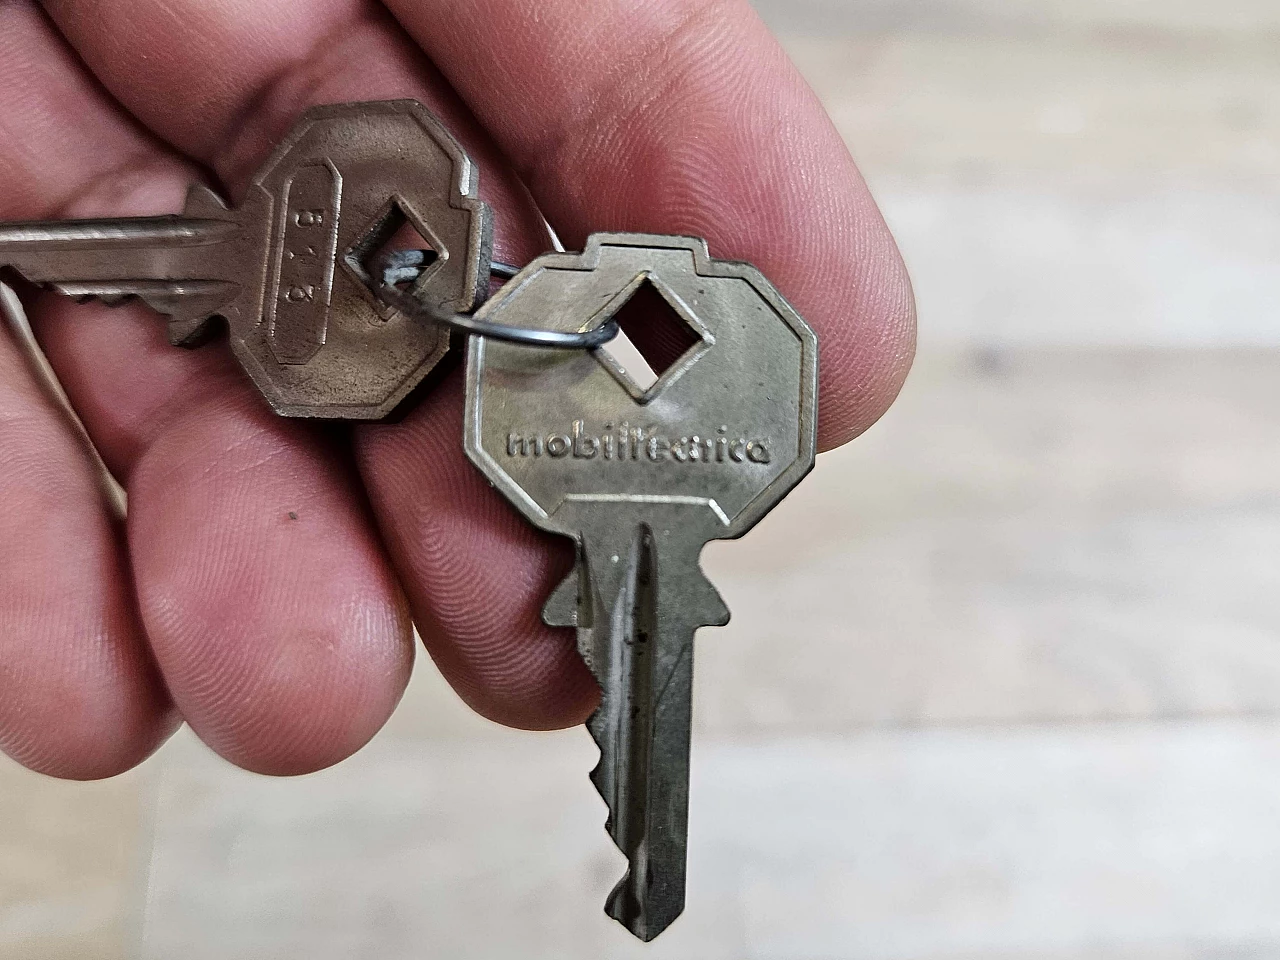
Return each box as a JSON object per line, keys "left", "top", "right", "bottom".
{"left": 142, "top": 722, "right": 1280, "bottom": 960}
{"left": 752, "top": 0, "right": 1280, "bottom": 36}
{"left": 0, "top": 757, "right": 154, "bottom": 960}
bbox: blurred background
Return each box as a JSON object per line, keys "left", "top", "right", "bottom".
{"left": 5, "top": 0, "right": 1280, "bottom": 957}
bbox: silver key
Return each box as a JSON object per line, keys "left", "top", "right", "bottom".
{"left": 0, "top": 100, "right": 492, "bottom": 419}
{"left": 464, "top": 234, "right": 819, "bottom": 940}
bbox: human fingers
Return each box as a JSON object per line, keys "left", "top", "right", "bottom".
{"left": 8, "top": 1, "right": 413, "bottom": 775}
{"left": 39, "top": 0, "right": 596, "bottom": 728}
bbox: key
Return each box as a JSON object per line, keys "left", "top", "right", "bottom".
{"left": 0, "top": 99, "right": 492, "bottom": 419}
{"left": 463, "top": 234, "right": 819, "bottom": 940}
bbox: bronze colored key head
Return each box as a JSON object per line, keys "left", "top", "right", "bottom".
{"left": 465, "top": 233, "right": 819, "bottom": 541}
{"left": 226, "top": 100, "right": 492, "bottom": 417}
{"left": 0, "top": 99, "right": 492, "bottom": 420}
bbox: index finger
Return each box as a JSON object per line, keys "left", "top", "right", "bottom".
{"left": 358, "top": 0, "right": 916, "bottom": 728}
{"left": 381, "top": 0, "right": 916, "bottom": 449}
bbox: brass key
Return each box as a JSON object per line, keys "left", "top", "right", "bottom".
{"left": 0, "top": 99, "right": 492, "bottom": 419}
{"left": 465, "top": 234, "right": 820, "bottom": 940}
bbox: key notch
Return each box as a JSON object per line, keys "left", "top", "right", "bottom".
{"left": 593, "top": 274, "right": 710, "bottom": 404}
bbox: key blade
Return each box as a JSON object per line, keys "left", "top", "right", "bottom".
{"left": 573, "top": 522, "right": 728, "bottom": 941}
{"left": 0, "top": 217, "right": 240, "bottom": 285}
{"left": 0, "top": 216, "right": 243, "bottom": 345}
{"left": 0, "top": 216, "right": 239, "bottom": 250}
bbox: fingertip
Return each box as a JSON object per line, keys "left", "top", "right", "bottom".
{"left": 164, "top": 587, "right": 416, "bottom": 777}
{"left": 0, "top": 332, "right": 179, "bottom": 782}
{"left": 127, "top": 391, "right": 417, "bottom": 778}
{"left": 0, "top": 656, "right": 180, "bottom": 782}
{"left": 425, "top": 629, "right": 601, "bottom": 733}
{"left": 31, "top": 719, "right": 180, "bottom": 783}
{"left": 150, "top": 554, "right": 417, "bottom": 779}
{"left": 393, "top": 0, "right": 919, "bottom": 453}
{"left": 814, "top": 241, "right": 918, "bottom": 451}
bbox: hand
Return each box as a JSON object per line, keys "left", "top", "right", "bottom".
{"left": 0, "top": 0, "right": 914, "bottom": 779}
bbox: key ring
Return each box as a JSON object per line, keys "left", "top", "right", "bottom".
{"left": 375, "top": 250, "right": 621, "bottom": 350}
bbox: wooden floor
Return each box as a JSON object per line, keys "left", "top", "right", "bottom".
{"left": 3, "top": 1, "right": 1279, "bottom": 957}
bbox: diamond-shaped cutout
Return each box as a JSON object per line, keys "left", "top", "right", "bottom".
{"left": 343, "top": 198, "right": 445, "bottom": 315}
{"left": 595, "top": 277, "right": 707, "bottom": 402}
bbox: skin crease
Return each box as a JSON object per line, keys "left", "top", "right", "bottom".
{"left": 0, "top": 0, "right": 915, "bottom": 780}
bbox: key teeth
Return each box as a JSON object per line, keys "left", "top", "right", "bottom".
{"left": 586, "top": 733, "right": 647, "bottom": 939}
{"left": 588, "top": 756, "right": 613, "bottom": 833}
{"left": 48, "top": 280, "right": 237, "bottom": 349}
{"left": 569, "top": 533, "right": 712, "bottom": 943}
{"left": 584, "top": 711, "right": 628, "bottom": 922}
{"left": 586, "top": 706, "right": 686, "bottom": 942}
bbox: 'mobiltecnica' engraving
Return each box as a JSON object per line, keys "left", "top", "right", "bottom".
{"left": 505, "top": 421, "right": 773, "bottom": 464}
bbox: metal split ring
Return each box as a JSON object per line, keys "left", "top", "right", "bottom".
{"left": 375, "top": 250, "right": 620, "bottom": 350}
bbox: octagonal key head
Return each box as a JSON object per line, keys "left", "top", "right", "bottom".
{"left": 464, "top": 233, "right": 819, "bottom": 541}
{"left": 0, "top": 99, "right": 492, "bottom": 420}
{"left": 229, "top": 99, "right": 493, "bottom": 418}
